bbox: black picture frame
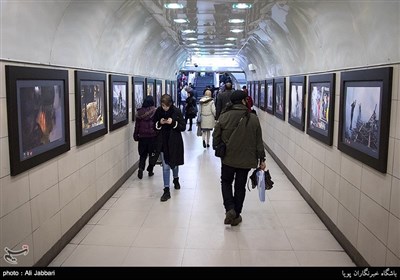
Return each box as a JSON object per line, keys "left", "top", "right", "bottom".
{"left": 155, "top": 80, "right": 163, "bottom": 108}
{"left": 132, "top": 76, "right": 145, "bottom": 121}
{"left": 5, "top": 66, "right": 70, "bottom": 176}
{"left": 266, "top": 79, "right": 274, "bottom": 114}
{"left": 254, "top": 81, "right": 259, "bottom": 107}
{"left": 75, "top": 71, "right": 108, "bottom": 146}
{"left": 288, "top": 76, "right": 306, "bottom": 131}
{"left": 307, "top": 73, "right": 336, "bottom": 145}
{"left": 259, "top": 80, "right": 266, "bottom": 111}
{"left": 338, "top": 67, "right": 393, "bottom": 173}
{"left": 108, "top": 75, "right": 128, "bottom": 131}
{"left": 274, "top": 77, "right": 286, "bottom": 120}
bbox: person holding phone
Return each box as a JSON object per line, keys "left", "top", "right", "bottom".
{"left": 154, "top": 94, "right": 186, "bottom": 202}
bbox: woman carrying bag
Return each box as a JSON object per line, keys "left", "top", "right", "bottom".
{"left": 198, "top": 90, "right": 216, "bottom": 148}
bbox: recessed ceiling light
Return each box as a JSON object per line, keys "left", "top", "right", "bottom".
{"left": 229, "top": 19, "right": 245, "bottom": 24}
{"left": 224, "top": 43, "right": 234, "bottom": 46}
{"left": 182, "top": 29, "right": 195, "bottom": 34}
{"left": 231, "top": 29, "right": 243, "bottom": 33}
{"left": 174, "top": 19, "right": 188, "bottom": 23}
{"left": 189, "top": 43, "right": 199, "bottom": 46}
{"left": 226, "top": 37, "right": 236, "bottom": 41}
{"left": 164, "top": 3, "right": 184, "bottom": 9}
{"left": 185, "top": 37, "right": 197, "bottom": 41}
{"left": 232, "top": 3, "right": 252, "bottom": 9}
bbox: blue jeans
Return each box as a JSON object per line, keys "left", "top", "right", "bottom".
{"left": 161, "top": 152, "right": 179, "bottom": 188}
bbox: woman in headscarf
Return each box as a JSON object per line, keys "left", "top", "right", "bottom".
{"left": 133, "top": 96, "right": 157, "bottom": 179}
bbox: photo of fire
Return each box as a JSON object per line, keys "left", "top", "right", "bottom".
{"left": 80, "top": 81, "right": 105, "bottom": 136}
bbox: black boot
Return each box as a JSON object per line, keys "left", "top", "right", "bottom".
{"left": 147, "top": 165, "right": 154, "bottom": 177}
{"left": 160, "top": 187, "right": 171, "bottom": 202}
{"left": 203, "top": 140, "right": 206, "bottom": 148}
{"left": 173, "top": 177, "right": 181, "bottom": 189}
{"left": 138, "top": 169, "right": 143, "bottom": 179}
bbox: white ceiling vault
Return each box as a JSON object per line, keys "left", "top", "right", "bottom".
{"left": 1, "top": 0, "right": 399, "bottom": 80}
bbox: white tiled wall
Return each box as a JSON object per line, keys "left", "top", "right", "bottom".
{"left": 0, "top": 63, "right": 138, "bottom": 265}
{"left": 259, "top": 65, "right": 400, "bottom": 265}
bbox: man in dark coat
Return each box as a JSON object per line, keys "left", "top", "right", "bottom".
{"left": 215, "top": 82, "right": 233, "bottom": 120}
{"left": 213, "top": 90, "right": 266, "bottom": 226}
{"left": 154, "top": 94, "right": 186, "bottom": 201}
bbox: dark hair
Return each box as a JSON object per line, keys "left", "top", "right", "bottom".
{"left": 161, "top": 94, "right": 173, "bottom": 106}
{"left": 225, "top": 82, "right": 232, "bottom": 90}
{"left": 242, "top": 85, "right": 247, "bottom": 89}
{"left": 142, "top": 95, "right": 155, "bottom": 108}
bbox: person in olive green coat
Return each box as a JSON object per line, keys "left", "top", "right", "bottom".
{"left": 213, "top": 90, "right": 266, "bottom": 226}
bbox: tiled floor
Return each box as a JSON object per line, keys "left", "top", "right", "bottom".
{"left": 49, "top": 128, "right": 355, "bottom": 267}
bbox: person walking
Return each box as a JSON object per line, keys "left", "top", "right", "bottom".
{"left": 213, "top": 90, "right": 266, "bottom": 226}
{"left": 185, "top": 91, "right": 197, "bottom": 131}
{"left": 154, "top": 94, "right": 186, "bottom": 202}
{"left": 215, "top": 82, "right": 233, "bottom": 119}
{"left": 133, "top": 96, "right": 157, "bottom": 179}
{"left": 199, "top": 89, "right": 216, "bottom": 148}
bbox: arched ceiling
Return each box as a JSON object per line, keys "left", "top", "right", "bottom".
{"left": 1, "top": 0, "right": 399, "bottom": 80}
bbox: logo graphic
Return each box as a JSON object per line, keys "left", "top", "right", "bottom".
{"left": 3, "top": 245, "right": 29, "bottom": 265}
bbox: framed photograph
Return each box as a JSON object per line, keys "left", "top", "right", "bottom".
{"left": 166, "top": 80, "right": 171, "bottom": 95}
{"left": 254, "top": 81, "right": 259, "bottom": 107}
{"left": 109, "top": 75, "right": 128, "bottom": 131}
{"left": 338, "top": 67, "right": 393, "bottom": 173}
{"left": 288, "top": 76, "right": 306, "bottom": 131}
{"left": 307, "top": 73, "right": 336, "bottom": 145}
{"left": 266, "top": 79, "right": 274, "bottom": 114}
{"left": 5, "top": 66, "right": 70, "bottom": 176}
{"left": 75, "top": 71, "right": 107, "bottom": 146}
{"left": 274, "top": 77, "right": 286, "bottom": 120}
{"left": 155, "top": 80, "right": 162, "bottom": 107}
{"left": 259, "top": 80, "right": 266, "bottom": 111}
{"left": 132, "top": 76, "right": 145, "bottom": 121}
{"left": 171, "top": 81, "right": 178, "bottom": 107}
{"left": 146, "top": 78, "right": 155, "bottom": 98}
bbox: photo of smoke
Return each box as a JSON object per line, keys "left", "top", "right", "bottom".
{"left": 290, "top": 84, "right": 303, "bottom": 121}
{"left": 343, "top": 82, "right": 382, "bottom": 158}
{"left": 259, "top": 82, "right": 265, "bottom": 109}
{"left": 156, "top": 83, "right": 162, "bottom": 107}
{"left": 147, "top": 83, "right": 153, "bottom": 97}
{"left": 135, "top": 83, "right": 144, "bottom": 109}
{"left": 166, "top": 83, "right": 171, "bottom": 95}
{"left": 112, "top": 82, "right": 127, "bottom": 124}
{"left": 80, "top": 80, "right": 105, "bottom": 136}
{"left": 17, "top": 81, "right": 65, "bottom": 161}
{"left": 309, "top": 82, "right": 330, "bottom": 136}
{"left": 254, "top": 82, "right": 259, "bottom": 107}
{"left": 267, "top": 83, "right": 273, "bottom": 111}
{"left": 275, "top": 83, "right": 284, "bottom": 115}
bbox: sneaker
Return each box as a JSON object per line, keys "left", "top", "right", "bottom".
{"left": 173, "top": 177, "right": 181, "bottom": 190}
{"left": 160, "top": 188, "right": 171, "bottom": 202}
{"left": 203, "top": 140, "right": 206, "bottom": 148}
{"left": 138, "top": 169, "right": 143, "bottom": 179}
{"left": 231, "top": 215, "right": 242, "bottom": 226}
{"left": 224, "top": 209, "right": 236, "bottom": 225}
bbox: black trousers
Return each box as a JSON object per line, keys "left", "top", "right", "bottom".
{"left": 220, "top": 163, "right": 250, "bottom": 216}
{"left": 138, "top": 137, "right": 156, "bottom": 171}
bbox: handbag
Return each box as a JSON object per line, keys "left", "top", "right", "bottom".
{"left": 196, "top": 110, "right": 201, "bottom": 124}
{"left": 197, "top": 125, "right": 202, "bottom": 137}
{"left": 214, "top": 142, "right": 226, "bottom": 158}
